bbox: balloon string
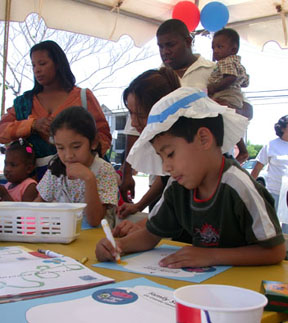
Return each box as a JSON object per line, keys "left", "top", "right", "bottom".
{"left": 109, "top": 1, "right": 124, "bottom": 40}
{"left": 275, "top": 1, "right": 288, "bottom": 46}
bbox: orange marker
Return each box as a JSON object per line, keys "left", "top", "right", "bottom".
{"left": 101, "top": 219, "right": 121, "bottom": 264}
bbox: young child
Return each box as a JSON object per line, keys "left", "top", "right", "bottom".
{"left": 208, "top": 28, "right": 249, "bottom": 164}
{"left": 35, "top": 106, "right": 118, "bottom": 228}
{"left": 208, "top": 28, "right": 249, "bottom": 110}
{"left": 0, "top": 139, "right": 38, "bottom": 201}
{"left": 96, "top": 87, "right": 285, "bottom": 267}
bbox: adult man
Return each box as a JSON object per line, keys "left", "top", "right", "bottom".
{"left": 120, "top": 19, "right": 215, "bottom": 202}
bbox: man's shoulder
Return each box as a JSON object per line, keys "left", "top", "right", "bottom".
{"left": 192, "top": 55, "right": 216, "bottom": 69}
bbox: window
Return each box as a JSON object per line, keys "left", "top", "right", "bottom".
{"left": 115, "top": 115, "right": 127, "bottom": 130}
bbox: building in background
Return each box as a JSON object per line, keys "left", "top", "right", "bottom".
{"left": 102, "top": 104, "right": 128, "bottom": 164}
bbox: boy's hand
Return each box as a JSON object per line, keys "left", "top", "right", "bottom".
{"left": 159, "top": 246, "right": 213, "bottom": 268}
{"left": 95, "top": 237, "right": 122, "bottom": 262}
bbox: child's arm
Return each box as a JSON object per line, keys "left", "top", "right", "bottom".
{"left": 22, "top": 183, "right": 38, "bottom": 202}
{"left": 113, "top": 218, "right": 147, "bottom": 238}
{"left": 159, "top": 243, "right": 286, "bottom": 268}
{"left": 118, "top": 176, "right": 164, "bottom": 219}
{"left": 0, "top": 185, "right": 13, "bottom": 201}
{"left": 33, "top": 195, "right": 45, "bottom": 202}
{"left": 96, "top": 226, "right": 161, "bottom": 262}
{"left": 66, "top": 162, "right": 105, "bottom": 226}
{"left": 251, "top": 161, "right": 265, "bottom": 179}
{"left": 208, "top": 74, "right": 237, "bottom": 96}
{"left": 84, "top": 170, "right": 106, "bottom": 226}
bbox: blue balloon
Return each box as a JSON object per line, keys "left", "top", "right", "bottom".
{"left": 200, "top": 2, "right": 229, "bottom": 32}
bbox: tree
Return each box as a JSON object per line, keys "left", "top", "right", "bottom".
{"left": 0, "top": 13, "right": 159, "bottom": 111}
{"left": 246, "top": 141, "right": 263, "bottom": 159}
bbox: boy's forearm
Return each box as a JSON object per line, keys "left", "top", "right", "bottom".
{"left": 212, "top": 243, "right": 286, "bottom": 266}
{"left": 119, "top": 227, "right": 161, "bottom": 254}
{"left": 161, "top": 243, "right": 286, "bottom": 269}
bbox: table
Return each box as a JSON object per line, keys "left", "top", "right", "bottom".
{"left": 1, "top": 228, "right": 288, "bottom": 323}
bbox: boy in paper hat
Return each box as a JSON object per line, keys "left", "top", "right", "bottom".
{"left": 96, "top": 87, "right": 285, "bottom": 267}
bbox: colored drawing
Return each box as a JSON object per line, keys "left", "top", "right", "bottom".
{"left": 0, "top": 246, "right": 114, "bottom": 303}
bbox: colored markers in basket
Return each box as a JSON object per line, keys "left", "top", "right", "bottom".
{"left": 101, "top": 219, "right": 121, "bottom": 264}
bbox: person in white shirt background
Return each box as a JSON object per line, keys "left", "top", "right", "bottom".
{"left": 251, "top": 115, "right": 288, "bottom": 213}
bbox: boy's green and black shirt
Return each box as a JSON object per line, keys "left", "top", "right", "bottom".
{"left": 147, "top": 157, "right": 284, "bottom": 249}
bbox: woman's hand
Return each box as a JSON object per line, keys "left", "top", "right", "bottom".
{"left": 33, "top": 115, "right": 54, "bottom": 141}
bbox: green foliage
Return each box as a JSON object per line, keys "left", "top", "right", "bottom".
{"left": 246, "top": 141, "right": 263, "bottom": 159}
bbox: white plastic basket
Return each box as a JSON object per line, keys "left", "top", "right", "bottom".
{"left": 0, "top": 202, "right": 86, "bottom": 244}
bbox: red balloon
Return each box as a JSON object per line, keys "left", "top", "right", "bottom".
{"left": 172, "top": 1, "right": 200, "bottom": 32}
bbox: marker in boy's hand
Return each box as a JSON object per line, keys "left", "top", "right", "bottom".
{"left": 100, "top": 219, "right": 121, "bottom": 263}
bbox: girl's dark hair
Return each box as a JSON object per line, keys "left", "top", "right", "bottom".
{"left": 123, "top": 67, "right": 181, "bottom": 123}
{"left": 48, "top": 106, "right": 101, "bottom": 177}
{"left": 153, "top": 115, "right": 224, "bottom": 146}
{"left": 274, "top": 115, "right": 288, "bottom": 138}
{"left": 30, "top": 40, "right": 76, "bottom": 94}
{"left": 6, "top": 139, "right": 36, "bottom": 166}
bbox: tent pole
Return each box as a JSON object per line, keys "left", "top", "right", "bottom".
{"left": 1, "top": 0, "right": 11, "bottom": 117}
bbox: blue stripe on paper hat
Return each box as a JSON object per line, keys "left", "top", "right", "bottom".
{"left": 127, "top": 87, "right": 249, "bottom": 176}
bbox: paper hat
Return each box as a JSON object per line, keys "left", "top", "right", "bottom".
{"left": 127, "top": 87, "right": 249, "bottom": 176}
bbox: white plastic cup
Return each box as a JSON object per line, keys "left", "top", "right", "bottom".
{"left": 173, "top": 284, "right": 268, "bottom": 323}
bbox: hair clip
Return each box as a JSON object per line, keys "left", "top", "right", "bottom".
{"left": 19, "top": 138, "right": 24, "bottom": 146}
{"left": 26, "top": 147, "right": 33, "bottom": 154}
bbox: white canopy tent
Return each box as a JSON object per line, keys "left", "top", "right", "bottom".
{"left": 1, "top": 0, "right": 287, "bottom": 48}
{"left": 1, "top": 0, "right": 287, "bottom": 114}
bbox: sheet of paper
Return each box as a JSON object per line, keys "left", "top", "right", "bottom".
{"left": 1, "top": 278, "right": 174, "bottom": 323}
{"left": 0, "top": 246, "right": 37, "bottom": 263}
{"left": 0, "top": 246, "right": 114, "bottom": 303}
{"left": 94, "top": 244, "right": 231, "bottom": 283}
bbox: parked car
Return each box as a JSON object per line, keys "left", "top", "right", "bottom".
{"left": 242, "top": 159, "right": 268, "bottom": 186}
{"left": 111, "top": 162, "right": 122, "bottom": 171}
